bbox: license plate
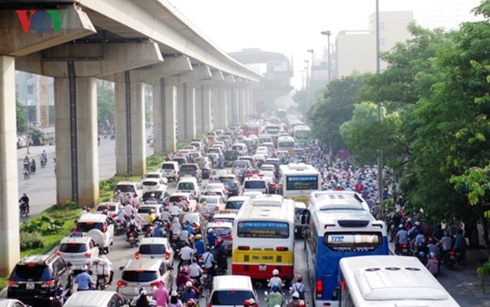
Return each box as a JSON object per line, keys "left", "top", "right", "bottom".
{"left": 294, "top": 228, "right": 298, "bottom": 233}
{"left": 259, "top": 264, "right": 266, "bottom": 271}
{"left": 26, "top": 282, "right": 35, "bottom": 290}
{"left": 450, "top": 256, "right": 455, "bottom": 259}
{"left": 402, "top": 249, "right": 408, "bottom": 252}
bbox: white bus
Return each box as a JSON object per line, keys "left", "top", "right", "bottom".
{"left": 277, "top": 136, "right": 295, "bottom": 154}
{"left": 279, "top": 163, "right": 321, "bottom": 204}
{"left": 309, "top": 191, "right": 370, "bottom": 212}
{"left": 337, "top": 255, "right": 460, "bottom": 307}
{"left": 231, "top": 195, "right": 296, "bottom": 282}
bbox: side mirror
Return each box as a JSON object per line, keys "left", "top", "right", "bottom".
{"left": 119, "top": 266, "right": 125, "bottom": 271}
{"left": 332, "top": 287, "right": 339, "bottom": 301}
{"left": 67, "top": 262, "right": 74, "bottom": 267}
{"left": 168, "top": 266, "right": 175, "bottom": 271}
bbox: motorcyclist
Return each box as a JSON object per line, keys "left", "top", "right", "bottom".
{"left": 395, "top": 224, "right": 409, "bottom": 254}
{"left": 453, "top": 229, "right": 466, "bottom": 260}
{"left": 194, "top": 234, "right": 205, "bottom": 258}
{"left": 94, "top": 249, "right": 114, "bottom": 288}
{"left": 290, "top": 276, "right": 306, "bottom": 300}
{"left": 148, "top": 209, "right": 157, "bottom": 226}
{"left": 23, "top": 156, "right": 30, "bottom": 171}
{"left": 102, "top": 205, "right": 110, "bottom": 216}
{"left": 265, "top": 285, "right": 284, "bottom": 307}
{"left": 127, "top": 215, "right": 140, "bottom": 239}
{"left": 178, "top": 242, "right": 194, "bottom": 270}
{"left": 41, "top": 150, "right": 47, "bottom": 166}
{"left": 188, "top": 258, "right": 203, "bottom": 282}
{"left": 286, "top": 292, "right": 301, "bottom": 307}
{"left": 73, "top": 264, "right": 94, "bottom": 291}
{"left": 206, "top": 228, "right": 217, "bottom": 249}
{"left": 113, "top": 189, "right": 124, "bottom": 204}
{"left": 152, "top": 221, "right": 165, "bottom": 238}
{"left": 80, "top": 206, "right": 91, "bottom": 218}
{"left": 181, "top": 281, "right": 197, "bottom": 303}
{"left": 199, "top": 201, "right": 210, "bottom": 219}
{"left": 153, "top": 280, "right": 170, "bottom": 307}
{"left": 19, "top": 193, "right": 30, "bottom": 214}
{"left": 426, "top": 252, "right": 439, "bottom": 277}
{"left": 147, "top": 193, "right": 158, "bottom": 204}
{"left": 170, "top": 202, "right": 182, "bottom": 218}
{"left": 176, "top": 267, "right": 192, "bottom": 291}
{"left": 214, "top": 239, "right": 227, "bottom": 272}
{"left": 172, "top": 217, "right": 182, "bottom": 242}
{"left": 30, "top": 158, "right": 36, "bottom": 174}
{"left": 115, "top": 205, "right": 126, "bottom": 222}
{"left": 268, "top": 269, "right": 283, "bottom": 292}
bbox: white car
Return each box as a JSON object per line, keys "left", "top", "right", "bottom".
{"left": 135, "top": 237, "right": 174, "bottom": 269}
{"left": 94, "top": 202, "right": 119, "bottom": 217}
{"left": 205, "top": 183, "right": 228, "bottom": 195}
{"left": 168, "top": 192, "right": 198, "bottom": 212}
{"left": 137, "top": 204, "right": 164, "bottom": 227}
{"left": 56, "top": 233, "right": 100, "bottom": 272}
{"left": 144, "top": 172, "right": 169, "bottom": 183}
{"left": 75, "top": 214, "right": 114, "bottom": 253}
{"left": 209, "top": 169, "right": 228, "bottom": 182}
{"left": 141, "top": 178, "right": 168, "bottom": 193}
{"left": 198, "top": 196, "right": 226, "bottom": 216}
{"left": 255, "top": 149, "right": 268, "bottom": 157}
{"left": 113, "top": 181, "right": 143, "bottom": 198}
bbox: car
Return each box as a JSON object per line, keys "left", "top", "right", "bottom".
{"left": 231, "top": 160, "right": 252, "bottom": 177}
{"left": 56, "top": 232, "right": 100, "bottom": 274}
{"left": 179, "top": 163, "right": 202, "bottom": 183}
{"left": 161, "top": 161, "right": 180, "bottom": 182}
{"left": 202, "top": 189, "right": 227, "bottom": 203}
{"left": 262, "top": 142, "right": 275, "bottom": 152}
{"left": 255, "top": 149, "right": 268, "bottom": 157}
{"left": 8, "top": 254, "right": 73, "bottom": 307}
{"left": 141, "top": 191, "right": 168, "bottom": 205}
{"left": 189, "top": 151, "right": 203, "bottom": 163}
{"left": 137, "top": 204, "right": 164, "bottom": 228}
{"left": 208, "top": 276, "right": 257, "bottom": 307}
{"left": 172, "top": 156, "right": 187, "bottom": 166}
{"left": 260, "top": 164, "right": 276, "bottom": 174}
{"left": 238, "top": 156, "right": 257, "bottom": 168}
{"left": 178, "top": 212, "right": 209, "bottom": 234}
{"left": 214, "top": 129, "right": 224, "bottom": 136}
{"left": 168, "top": 192, "right": 198, "bottom": 212}
{"left": 141, "top": 178, "right": 168, "bottom": 193}
{"left": 0, "top": 299, "right": 32, "bottom": 307}
{"left": 206, "top": 131, "right": 217, "bottom": 137}
{"left": 135, "top": 237, "right": 174, "bottom": 269}
{"left": 218, "top": 135, "right": 232, "bottom": 146}
{"left": 190, "top": 141, "right": 204, "bottom": 151}
{"left": 206, "top": 153, "right": 219, "bottom": 167}
{"left": 144, "top": 172, "right": 169, "bottom": 183}
{"left": 63, "top": 290, "right": 127, "bottom": 307}
{"left": 204, "top": 183, "right": 228, "bottom": 195}
{"left": 182, "top": 145, "right": 197, "bottom": 151}
{"left": 242, "top": 174, "right": 268, "bottom": 195}
{"left": 224, "top": 150, "right": 240, "bottom": 167}
{"left": 176, "top": 177, "right": 201, "bottom": 200}
{"left": 223, "top": 196, "right": 250, "bottom": 214}
{"left": 264, "top": 158, "right": 281, "bottom": 175}
{"left": 94, "top": 202, "right": 119, "bottom": 216}
{"left": 206, "top": 135, "right": 217, "bottom": 145}
{"left": 241, "top": 191, "right": 263, "bottom": 199}
{"left": 205, "top": 222, "right": 233, "bottom": 254}
{"left": 75, "top": 214, "right": 115, "bottom": 253}
{"left": 211, "top": 213, "right": 237, "bottom": 225}
{"left": 116, "top": 259, "right": 172, "bottom": 300}
{"left": 255, "top": 146, "right": 268, "bottom": 153}
{"left": 207, "top": 147, "right": 223, "bottom": 156}
{"left": 113, "top": 181, "right": 143, "bottom": 198}
{"left": 258, "top": 172, "right": 276, "bottom": 194}
{"left": 198, "top": 195, "right": 226, "bottom": 216}
{"left": 218, "top": 174, "right": 240, "bottom": 197}
{"left": 209, "top": 169, "right": 228, "bottom": 183}
{"left": 252, "top": 154, "right": 266, "bottom": 168}
{"left": 231, "top": 143, "right": 247, "bottom": 156}
{"left": 195, "top": 157, "right": 212, "bottom": 179}
{"left": 177, "top": 149, "right": 192, "bottom": 157}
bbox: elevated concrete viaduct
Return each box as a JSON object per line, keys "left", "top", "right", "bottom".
{"left": 0, "top": 0, "right": 260, "bottom": 275}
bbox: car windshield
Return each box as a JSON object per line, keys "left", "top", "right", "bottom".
{"left": 77, "top": 222, "right": 103, "bottom": 232}
{"left": 181, "top": 165, "right": 197, "bottom": 171}
{"left": 122, "top": 270, "right": 159, "bottom": 283}
{"left": 116, "top": 185, "right": 136, "bottom": 193}
{"left": 210, "top": 290, "right": 254, "bottom": 305}
{"left": 11, "top": 265, "right": 51, "bottom": 281}
{"left": 143, "top": 181, "right": 158, "bottom": 186}
{"left": 225, "top": 200, "right": 244, "bottom": 209}
{"left": 161, "top": 164, "right": 175, "bottom": 170}
{"left": 201, "top": 198, "right": 218, "bottom": 204}
{"left": 232, "top": 161, "right": 248, "bottom": 167}
{"left": 139, "top": 244, "right": 166, "bottom": 254}
{"left": 212, "top": 218, "right": 235, "bottom": 224}
{"left": 59, "top": 243, "right": 88, "bottom": 253}
{"left": 142, "top": 192, "right": 163, "bottom": 201}
{"left": 169, "top": 196, "right": 185, "bottom": 202}
{"left": 244, "top": 180, "right": 266, "bottom": 189}
{"left": 211, "top": 227, "right": 232, "bottom": 236}
{"left": 146, "top": 174, "right": 160, "bottom": 179}
{"left": 96, "top": 205, "right": 116, "bottom": 212}
{"left": 179, "top": 214, "right": 199, "bottom": 224}
{"left": 138, "top": 207, "right": 156, "bottom": 214}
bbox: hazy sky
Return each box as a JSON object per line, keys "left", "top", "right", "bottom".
{"left": 167, "top": 0, "right": 482, "bottom": 89}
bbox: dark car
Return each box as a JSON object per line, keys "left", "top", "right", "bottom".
{"left": 224, "top": 150, "right": 240, "bottom": 167}
{"left": 8, "top": 254, "right": 73, "bottom": 307}
{"left": 219, "top": 175, "right": 240, "bottom": 197}
{"left": 179, "top": 163, "right": 202, "bottom": 183}
{"left": 265, "top": 158, "right": 280, "bottom": 178}
{"left": 142, "top": 191, "right": 168, "bottom": 204}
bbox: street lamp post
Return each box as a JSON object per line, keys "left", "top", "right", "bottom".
{"left": 304, "top": 60, "right": 309, "bottom": 91}
{"left": 376, "top": 0, "right": 383, "bottom": 203}
{"left": 321, "top": 30, "right": 332, "bottom": 83}
{"left": 307, "top": 49, "right": 315, "bottom": 106}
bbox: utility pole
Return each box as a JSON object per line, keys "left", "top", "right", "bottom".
{"left": 376, "top": 0, "right": 384, "bottom": 203}
{"left": 307, "top": 49, "right": 315, "bottom": 106}
{"left": 321, "top": 30, "right": 332, "bottom": 83}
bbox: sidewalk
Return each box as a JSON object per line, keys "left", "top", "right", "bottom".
{"left": 17, "top": 144, "right": 56, "bottom": 161}
{"left": 389, "top": 241, "right": 490, "bottom": 306}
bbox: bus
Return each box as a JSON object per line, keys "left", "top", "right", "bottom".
{"left": 309, "top": 191, "right": 370, "bottom": 212}
{"left": 305, "top": 209, "right": 389, "bottom": 307}
{"left": 337, "top": 256, "right": 460, "bottom": 307}
{"left": 242, "top": 123, "right": 260, "bottom": 138}
{"left": 232, "top": 195, "right": 296, "bottom": 281}
{"left": 262, "top": 124, "right": 281, "bottom": 144}
{"left": 279, "top": 163, "right": 321, "bottom": 204}
{"left": 293, "top": 125, "right": 311, "bottom": 145}
{"left": 277, "top": 136, "right": 295, "bottom": 154}
{"left": 277, "top": 109, "right": 287, "bottom": 121}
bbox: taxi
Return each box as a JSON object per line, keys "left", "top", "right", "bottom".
{"left": 211, "top": 212, "right": 237, "bottom": 225}
{"left": 242, "top": 173, "right": 268, "bottom": 195}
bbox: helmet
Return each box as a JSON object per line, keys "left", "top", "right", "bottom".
{"left": 202, "top": 201, "right": 207, "bottom": 205}
{"left": 430, "top": 252, "right": 435, "bottom": 259}
{"left": 171, "top": 290, "right": 178, "bottom": 297}
{"left": 208, "top": 228, "right": 214, "bottom": 234}
{"left": 195, "top": 234, "right": 202, "bottom": 240}
{"left": 187, "top": 299, "right": 196, "bottom": 307}
{"left": 407, "top": 218, "right": 412, "bottom": 222}
{"left": 415, "top": 221, "right": 420, "bottom": 226}
{"left": 105, "top": 205, "right": 110, "bottom": 210}
{"left": 85, "top": 207, "right": 91, "bottom": 212}
{"left": 151, "top": 193, "right": 155, "bottom": 197}
{"left": 296, "top": 275, "right": 303, "bottom": 282}
{"left": 181, "top": 267, "right": 189, "bottom": 274}
{"left": 216, "top": 239, "right": 222, "bottom": 245}
{"left": 299, "top": 300, "right": 306, "bottom": 307}
{"left": 272, "top": 284, "right": 279, "bottom": 291}
{"left": 292, "top": 292, "right": 300, "bottom": 299}
{"left": 419, "top": 251, "right": 426, "bottom": 258}
{"left": 272, "top": 269, "right": 279, "bottom": 276}
{"left": 119, "top": 205, "right": 124, "bottom": 210}
{"left": 248, "top": 299, "right": 256, "bottom": 305}
{"left": 399, "top": 224, "right": 404, "bottom": 229}
{"left": 185, "top": 281, "right": 192, "bottom": 288}
{"left": 150, "top": 209, "right": 155, "bottom": 213}
{"left": 131, "top": 215, "right": 135, "bottom": 219}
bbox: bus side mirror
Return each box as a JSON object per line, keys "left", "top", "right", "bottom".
{"left": 332, "top": 287, "right": 339, "bottom": 301}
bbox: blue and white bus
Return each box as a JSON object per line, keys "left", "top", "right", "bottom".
{"left": 305, "top": 208, "right": 389, "bottom": 307}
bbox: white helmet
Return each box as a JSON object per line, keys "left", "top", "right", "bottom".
{"left": 292, "top": 292, "right": 300, "bottom": 299}
{"left": 272, "top": 269, "right": 279, "bottom": 276}
{"left": 415, "top": 221, "right": 420, "bottom": 226}
{"left": 208, "top": 228, "right": 214, "bottom": 234}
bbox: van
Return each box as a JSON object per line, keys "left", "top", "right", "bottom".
{"left": 63, "top": 290, "right": 128, "bottom": 307}
{"left": 231, "top": 143, "right": 247, "bottom": 155}
{"left": 161, "top": 161, "right": 180, "bottom": 182}
{"left": 209, "top": 276, "right": 257, "bottom": 307}
{"left": 258, "top": 135, "right": 273, "bottom": 145}
{"left": 176, "top": 177, "right": 201, "bottom": 199}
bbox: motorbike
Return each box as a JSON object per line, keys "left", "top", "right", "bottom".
{"left": 144, "top": 225, "right": 154, "bottom": 238}
{"left": 94, "top": 262, "right": 111, "bottom": 290}
{"left": 40, "top": 157, "right": 47, "bottom": 168}
{"left": 395, "top": 243, "right": 411, "bottom": 256}
{"left": 30, "top": 164, "right": 36, "bottom": 175}
{"left": 126, "top": 230, "right": 140, "bottom": 248}
{"left": 114, "top": 219, "right": 126, "bottom": 236}
{"left": 23, "top": 168, "right": 30, "bottom": 180}
{"left": 444, "top": 249, "right": 465, "bottom": 269}
{"left": 172, "top": 238, "right": 187, "bottom": 256}
{"left": 19, "top": 201, "right": 28, "bottom": 217}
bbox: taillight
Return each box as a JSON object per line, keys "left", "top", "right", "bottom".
{"left": 150, "top": 281, "right": 161, "bottom": 288}
{"left": 84, "top": 252, "right": 91, "bottom": 258}
{"left": 42, "top": 280, "right": 55, "bottom": 288}
{"left": 316, "top": 279, "right": 323, "bottom": 299}
{"left": 402, "top": 244, "right": 407, "bottom": 248}
{"left": 238, "top": 246, "right": 250, "bottom": 250}
{"left": 276, "top": 247, "right": 288, "bottom": 251}
{"left": 233, "top": 181, "right": 238, "bottom": 186}
{"left": 270, "top": 184, "right": 276, "bottom": 188}
{"left": 117, "top": 280, "right": 128, "bottom": 287}
{"left": 215, "top": 206, "right": 220, "bottom": 211}
{"left": 102, "top": 225, "right": 107, "bottom": 233}
{"left": 129, "top": 232, "right": 134, "bottom": 237}
{"left": 166, "top": 252, "right": 171, "bottom": 260}
{"left": 450, "top": 251, "right": 455, "bottom": 256}
{"left": 73, "top": 226, "right": 78, "bottom": 232}
{"left": 135, "top": 252, "right": 140, "bottom": 260}
{"left": 8, "top": 280, "right": 18, "bottom": 287}
{"left": 55, "top": 251, "right": 61, "bottom": 256}
{"left": 208, "top": 303, "right": 212, "bottom": 307}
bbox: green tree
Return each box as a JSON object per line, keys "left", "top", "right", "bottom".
{"left": 292, "top": 89, "right": 311, "bottom": 116}
{"left": 97, "top": 82, "right": 114, "bottom": 123}
{"left": 307, "top": 75, "right": 364, "bottom": 154}
{"left": 16, "top": 97, "right": 26, "bottom": 133}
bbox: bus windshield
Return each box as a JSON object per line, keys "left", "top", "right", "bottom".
{"left": 265, "top": 126, "right": 280, "bottom": 134}
{"left": 237, "top": 221, "right": 289, "bottom": 238}
{"left": 295, "top": 131, "right": 310, "bottom": 139}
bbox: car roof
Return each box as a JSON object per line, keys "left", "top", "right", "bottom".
{"left": 123, "top": 259, "right": 163, "bottom": 271}
{"left": 212, "top": 213, "right": 237, "bottom": 219}
{"left": 63, "top": 290, "right": 120, "bottom": 306}
{"left": 60, "top": 234, "right": 93, "bottom": 244}
{"left": 139, "top": 237, "right": 169, "bottom": 245}
{"left": 142, "top": 178, "right": 162, "bottom": 183}
{"left": 207, "top": 222, "right": 233, "bottom": 228}
{"left": 213, "top": 275, "right": 253, "bottom": 290}
{"left": 227, "top": 196, "right": 251, "bottom": 201}
{"left": 78, "top": 213, "right": 107, "bottom": 222}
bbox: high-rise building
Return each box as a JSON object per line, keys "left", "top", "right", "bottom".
{"left": 336, "top": 11, "right": 414, "bottom": 78}
{"left": 410, "top": 0, "right": 482, "bottom": 30}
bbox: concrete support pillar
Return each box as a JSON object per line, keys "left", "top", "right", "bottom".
{"left": 55, "top": 75, "right": 99, "bottom": 208}
{"left": 0, "top": 56, "right": 20, "bottom": 275}
{"left": 184, "top": 84, "right": 196, "bottom": 140}
{"left": 151, "top": 78, "right": 165, "bottom": 155}
{"left": 114, "top": 76, "right": 146, "bottom": 176}
{"left": 195, "top": 86, "right": 203, "bottom": 136}
{"left": 226, "top": 86, "right": 234, "bottom": 125}
{"left": 202, "top": 87, "right": 212, "bottom": 133}
{"left": 176, "top": 85, "right": 185, "bottom": 142}
{"left": 249, "top": 90, "right": 255, "bottom": 116}
{"left": 214, "top": 86, "right": 228, "bottom": 129}
{"left": 164, "top": 82, "right": 177, "bottom": 153}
